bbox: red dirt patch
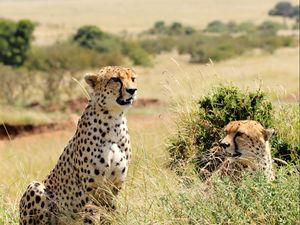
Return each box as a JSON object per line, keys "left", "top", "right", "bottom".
{"left": 5, "top": 97, "right": 164, "bottom": 140}
{"left": 0, "top": 120, "right": 76, "bottom": 140}
{"left": 133, "top": 98, "right": 162, "bottom": 107}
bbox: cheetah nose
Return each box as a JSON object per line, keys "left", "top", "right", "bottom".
{"left": 126, "top": 88, "right": 137, "bottom": 95}
{"left": 220, "top": 142, "right": 230, "bottom": 149}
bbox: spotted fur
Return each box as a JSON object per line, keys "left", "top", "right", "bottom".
{"left": 19, "top": 66, "right": 137, "bottom": 224}
{"left": 220, "top": 120, "right": 275, "bottom": 181}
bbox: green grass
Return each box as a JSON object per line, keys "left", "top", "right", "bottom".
{"left": 113, "top": 166, "right": 299, "bottom": 225}
{"left": 0, "top": 106, "right": 68, "bottom": 125}
{"left": 0, "top": 105, "right": 299, "bottom": 224}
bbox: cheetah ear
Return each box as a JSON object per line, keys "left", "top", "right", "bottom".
{"left": 264, "top": 128, "right": 274, "bottom": 141}
{"left": 84, "top": 74, "right": 98, "bottom": 89}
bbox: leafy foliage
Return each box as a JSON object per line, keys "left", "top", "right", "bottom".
{"left": 177, "top": 31, "right": 296, "bottom": 63}
{"left": 269, "top": 1, "right": 299, "bottom": 21}
{"left": 257, "top": 21, "right": 287, "bottom": 35}
{"left": 0, "top": 19, "right": 34, "bottom": 66}
{"left": 139, "top": 37, "right": 177, "bottom": 54}
{"left": 168, "top": 85, "right": 299, "bottom": 174}
{"left": 145, "top": 21, "right": 196, "bottom": 36}
{"left": 73, "top": 25, "right": 151, "bottom": 66}
{"left": 73, "top": 25, "right": 121, "bottom": 53}
{"left": 205, "top": 20, "right": 286, "bottom": 34}
{"left": 24, "top": 42, "right": 124, "bottom": 102}
{"left": 122, "top": 41, "right": 152, "bottom": 66}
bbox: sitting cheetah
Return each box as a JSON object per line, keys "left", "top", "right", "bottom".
{"left": 220, "top": 120, "right": 275, "bottom": 181}
{"left": 19, "top": 66, "right": 137, "bottom": 224}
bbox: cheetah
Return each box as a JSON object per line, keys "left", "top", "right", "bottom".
{"left": 19, "top": 66, "right": 137, "bottom": 224}
{"left": 220, "top": 120, "right": 275, "bottom": 181}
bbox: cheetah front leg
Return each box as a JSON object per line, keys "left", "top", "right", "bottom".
{"left": 19, "top": 181, "right": 58, "bottom": 225}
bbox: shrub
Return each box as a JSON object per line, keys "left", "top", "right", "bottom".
{"left": 168, "top": 85, "right": 299, "bottom": 175}
{"left": 257, "top": 20, "right": 287, "bottom": 35}
{"left": 139, "top": 37, "right": 176, "bottom": 54}
{"left": 74, "top": 25, "right": 151, "bottom": 66}
{"left": 144, "top": 21, "right": 196, "bottom": 36}
{"left": 25, "top": 42, "right": 122, "bottom": 72}
{"left": 178, "top": 31, "right": 297, "bottom": 63}
{"left": 178, "top": 34, "right": 248, "bottom": 63}
{"left": 151, "top": 21, "right": 167, "bottom": 34}
{"left": 204, "top": 20, "right": 256, "bottom": 33}
{"left": 0, "top": 19, "right": 35, "bottom": 66}
{"left": 73, "top": 25, "right": 121, "bottom": 53}
{"left": 122, "top": 41, "right": 152, "bottom": 66}
{"left": 204, "top": 20, "right": 228, "bottom": 33}
{"left": 0, "top": 65, "right": 36, "bottom": 105}
{"left": 25, "top": 42, "right": 124, "bottom": 102}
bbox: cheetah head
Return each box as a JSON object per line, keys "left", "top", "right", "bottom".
{"left": 220, "top": 120, "right": 274, "bottom": 161}
{"left": 85, "top": 66, "right": 137, "bottom": 111}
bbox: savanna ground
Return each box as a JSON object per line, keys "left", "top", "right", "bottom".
{"left": 0, "top": 0, "right": 299, "bottom": 224}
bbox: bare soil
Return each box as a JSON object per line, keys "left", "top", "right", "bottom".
{"left": 0, "top": 120, "right": 76, "bottom": 140}
{"left": 2, "top": 97, "right": 164, "bottom": 140}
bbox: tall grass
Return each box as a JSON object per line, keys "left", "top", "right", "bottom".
{"left": 0, "top": 54, "right": 299, "bottom": 224}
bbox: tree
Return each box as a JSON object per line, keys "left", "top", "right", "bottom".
{"left": 269, "top": 1, "right": 295, "bottom": 24}
{"left": 290, "top": 5, "right": 299, "bottom": 21}
{"left": 153, "top": 21, "right": 166, "bottom": 34}
{"left": 0, "top": 19, "right": 35, "bottom": 66}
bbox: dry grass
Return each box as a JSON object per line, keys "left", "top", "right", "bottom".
{"left": 136, "top": 47, "right": 299, "bottom": 102}
{"left": 1, "top": 85, "right": 299, "bottom": 224}
{"left": 0, "top": 112, "right": 173, "bottom": 222}
{"left": 0, "top": 0, "right": 298, "bottom": 45}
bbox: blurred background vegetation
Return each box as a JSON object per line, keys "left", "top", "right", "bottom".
{"left": 0, "top": 1, "right": 299, "bottom": 105}
{"left": 0, "top": 1, "right": 299, "bottom": 224}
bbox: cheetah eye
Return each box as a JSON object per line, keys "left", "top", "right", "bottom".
{"left": 131, "top": 77, "right": 136, "bottom": 82}
{"left": 235, "top": 131, "right": 243, "bottom": 137}
{"left": 111, "top": 77, "right": 121, "bottom": 82}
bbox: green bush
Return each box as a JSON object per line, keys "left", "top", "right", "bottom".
{"left": 73, "top": 25, "right": 151, "bottom": 66}
{"left": 178, "top": 34, "right": 248, "bottom": 63}
{"left": 204, "top": 20, "right": 256, "bottom": 33}
{"left": 258, "top": 20, "right": 287, "bottom": 35}
{"left": 237, "top": 21, "right": 257, "bottom": 33}
{"left": 139, "top": 37, "right": 176, "bottom": 54}
{"left": 0, "top": 19, "right": 35, "bottom": 66}
{"left": 168, "top": 85, "right": 299, "bottom": 174}
{"left": 73, "top": 25, "right": 121, "bottom": 53}
{"left": 177, "top": 31, "right": 297, "bottom": 63}
{"left": 145, "top": 21, "right": 196, "bottom": 36}
{"left": 204, "top": 20, "right": 286, "bottom": 35}
{"left": 204, "top": 20, "right": 228, "bottom": 33}
{"left": 24, "top": 42, "right": 124, "bottom": 102}
{"left": 122, "top": 41, "right": 152, "bottom": 66}
{"left": 25, "top": 42, "right": 123, "bottom": 72}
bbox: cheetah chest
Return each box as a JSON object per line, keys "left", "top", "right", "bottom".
{"left": 93, "top": 143, "right": 128, "bottom": 186}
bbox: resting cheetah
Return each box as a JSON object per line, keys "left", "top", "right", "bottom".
{"left": 19, "top": 66, "right": 137, "bottom": 224}
{"left": 220, "top": 120, "right": 275, "bottom": 181}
